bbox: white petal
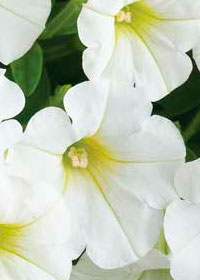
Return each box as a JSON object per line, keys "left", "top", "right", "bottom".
{"left": 164, "top": 201, "right": 200, "bottom": 280}
{"left": 0, "top": 175, "right": 72, "bottom": 280}
{"left": 104, "top": 115, "right": 186, "bottom": 162}
{"left": 7, "top": 143, "right": 65, "bottom": 192}
{"left": 64, "top": 81, "right": 109, "bottom": 140}
{"left": 174, "top": 159, "right": 200, "bottom": 203}
{"left": 193, "top": 44, "right": 200, "bottom": 72}
{"left": 143, "top": 0, "right": 200, "bottom": 19}
{"left": 105, "top": 27, "right": 192, "bottom": 101}
{"left": 0, "top": 120, "right": 23, "bottom": 162}
{"left": 65, "top": 168, "right": 163, "bottom": 269}
{"left": 84, "top": 0, "right": 129, "bottom": 15}
{"left": 98, "top": 81, "right": 152, "bottom": 139}
{"left": 24, "top": 107, "right": 75, "bottom": 154}
{"left": 78, "top": 7, "right": 115, "bottom": 80}
{"left": 97, "top": 115, "right": 185, "bottom": 209}
{"left": 0, "top": 0, "right": 51, "bottom": 64}
{"left": 0, "top": 71, "right": 25, "bottom": 121}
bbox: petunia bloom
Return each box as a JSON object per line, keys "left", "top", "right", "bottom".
{"left": 7, "top": 81, "right": 185, "bottom": 268}
{"left": 0, "top": 0, "right": 51, "bottom": 65}
{"left": 78, "top": 0, "right": 200, "bottom": 101}
{"left": 0, "top": 170, "right": 72, "bottom": 280}
{"left": 164, "top": 159, "right": 200, "bottom": 280}
{"left": 0, "top": 69, "right": 25, "bottom": 163}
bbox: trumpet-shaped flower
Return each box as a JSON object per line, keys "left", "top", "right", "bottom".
{"left": 164, "top": 159, "right": 200, "bottom": 280}
{"left": 0, "top": 69, "right": 25, "bottom": 163}
{"left": 78, "top": 0, "right": 200, "bottom": 101}
{"left": 70, "top": 250, "right": 171, "bottom": 280}
{"left": 0, "top": 0, "right": 51, "bottom": 64}
{"left": 8, "top": 81, "right": 186, "bottom": 268}
{"left": 0, "top": 170, "right": 72, "bottom": 280}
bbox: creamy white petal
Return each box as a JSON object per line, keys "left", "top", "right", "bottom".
{"left": 24, "top": 107, "right": 75, "bottom": 154}
{"left": 65, "top": 168, "right": 163, "bottom": 269}
{"left": 105, "top": 27, "right": 192, "bottom": 101}
{"left": 100, "top": 115, "right": 186, "bottom": 162}
{"left": 0, "top": 175, "right": 72, "bottom": 280}
{"left": 0, "top": 0, "right": 51, "bottom": 64}
{"left": 143, "top": 0, "right": 200, "bottom": 19}
{"left": 7, "top": 144, "right": 64, "bottom": 192}
{"left": 85, "top": 0, "right": 131, "bottom": 15}
{"left": 78, "top": 7, "right": 115, "bottom": 80}
{"left": 64, "top": 81, "right": 109, "bottom": 140}
{"left": 96, "top": 115, "right": 185, "bottom": 209}
{"left": 0, "top": 71, "right": 25, "bottom": 121}
{"left": 155, "top": 20, "right": 200, "bottom": 53}
{"left": 98, "top": 81, "right": 152, "bottom": 138}
{"left": 0, "top": 120, "right": 23, "bottom": 162}
{"left": 174, "top": 159, "right": 200, "bottom": 203}
{"left": 164, "top": 200, "right": 200, "bottom": 280}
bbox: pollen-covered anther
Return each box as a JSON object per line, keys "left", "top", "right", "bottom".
{"left": 116, "top": 10, "right": 132, "bottom": 23}
{"left": 68, "top": 146, "right": 88, "bottom": 168}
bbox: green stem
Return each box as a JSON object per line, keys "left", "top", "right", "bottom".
{"left": 182, "top": 108, "right": 200, "bottom": 142}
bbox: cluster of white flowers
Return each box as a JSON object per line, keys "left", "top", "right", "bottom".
{"left": 1, "top": 0, "right": 200, "bottom": 280}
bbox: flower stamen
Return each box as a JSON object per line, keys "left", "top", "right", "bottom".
{"left": 116, "top": 11, "right": 132, "bottom": 23}
{"left": 68, "top": 146, "right": 88, "bottom": 168}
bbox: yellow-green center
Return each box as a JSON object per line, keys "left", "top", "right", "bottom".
{"left": 115, "top": 2, "right": 160, "bottom": 34}
{"left": 62, "top": 136, "right": 115, "bottom": 171}
{"left": 0, "top": 224, "right": 24, "bottom": 255}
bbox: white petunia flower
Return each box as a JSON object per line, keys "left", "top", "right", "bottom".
{"left": 164, "top": 159, "right": 200, "bottom": 280}
{"left": 70, "top": 250, "right": 171, "bottom": 280}
{"left": 7, "top": 81, "right": 186, "bottom": 268}
{"left": 0, "top": 0, "right": 51, "bottom": 65}
{"left": 78, "top": 0, "right": 200, "bottom": 101}
{"left": 0, "top": 170, "right": 72, "bottom": 280}
{"left": 0, "top": 69, "right": 25, "bottom": 163}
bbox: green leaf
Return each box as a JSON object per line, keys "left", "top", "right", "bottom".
{"left": 41, "top": 0, "right": 86, "bottom": 39}
{"left": 17, "top": 67, "right": 51, "bottom": 124}
{"left": 49, "top": 84, "right": 71, "bottom": 108}
{"left": 11, "top": 43, "right": 43, "bottom": 96}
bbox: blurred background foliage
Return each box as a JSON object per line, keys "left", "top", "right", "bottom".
{"left": 1, "top": 0, "right": 200, "bottom": 162}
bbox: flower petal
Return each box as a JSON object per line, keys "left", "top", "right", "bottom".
{"left": 0, "top": 70, "right": 25, "bottom": 121}
{"left": 143, "top": 0, "right": 200, "bottom": 19}
{"left": 84, "top": 0, "right": 130, "bottom": 15}
{"left": 164, "top": 200, "right": 200, "bottom": 280}
{"left": 97, "top": 115, "right": 185, "bottom": 209}
{"left": 0, "top": 174, "right": 72, "bottom": 280}
{"left": 64, "top": 81, "right": 109, "bottom": 140}
{"left": 97, "top": 81, "right": 152, "bottom": 139}
{"left": 24, "top": 107, "right": 75, "bottom": 154}
{"left": 0, "top": 0, "right": 51, "bottom": 64}
{"left": 107, "top": 27, "right": 192, "bottom": 101}
{"left": 65, "top": 168, "right": 163, "bottom": 269}
{"left": 77, "top": 4, "right": 115, "bottom": 80}
{"left": 174, "top": 159, "right": 200, "bottom": 203}
{"left": 0, "top": 120, "right": 23, "bottom": 162}
{"left": 7, "top": 144, "right": 64, "bottom": 192}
